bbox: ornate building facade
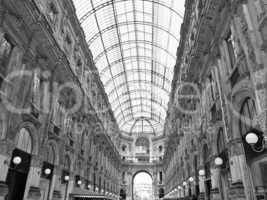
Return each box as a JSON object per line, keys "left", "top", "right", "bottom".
{"left": 0, "top": 0, "right": 266, "bottom": 200}
{"left": 0, "top": 0, "right": 121, "bottom": 199}
{"left": 163, "top": 0, "right": 267, "bottom": 200}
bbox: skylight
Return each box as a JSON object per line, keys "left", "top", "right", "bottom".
{"left": 72, "top": 0, "right": 185, "bottom": 136}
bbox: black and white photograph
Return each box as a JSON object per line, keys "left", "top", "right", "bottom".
{"left": 0, "top": 0, "right": 266, "bottom": 199}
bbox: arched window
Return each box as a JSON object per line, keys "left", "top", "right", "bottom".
{"left": 159, "top": 145, "right": 163, "bottom": 152}
{"left": 64, "top": 155, "right": 71, "bottom": 171}
{"left": 16, "top": 128, "right": 32, "bottom": 154}
{"left": 122, "top": 172, "right": 126, "bottom": 183}
{"left": 159, "top": 171, "right": 163, "bottom": 184}
{"left": 203, "top": 144, "right": 210, "bottom": 178}
{"left": 76, "top": 160, "right": 82, "bottom": 174}
{"left": 122, "top": 145, "right": 127, "bottom": 152}
{"left": 81, "top": 131, "right": 86, "bottom": 155}
{"left": 239, "top": 97, "right": 256, "bottom": 135}
{"left": 217, "top": 128, "right": 226, "bottom": 154}
{"left": 135, "top": 137, "right": 150, "bottom": 154}
{"left": 45, "top": 144, "right": 55, "bottom": 164}
{"left": 86, "top": 168, "right": 90, "bottom": 180}
{"left": 93, "top": 173, "right": 96, "bottom": 191}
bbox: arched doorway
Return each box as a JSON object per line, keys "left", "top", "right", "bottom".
{"left": 133, "top": 171, "right": 154, "bottom": 200}
{"left": 133, "top": 171, "right": 153, "bottom": 200}
{"left": 6, "top": 128, "right": 33, "bottom": 200}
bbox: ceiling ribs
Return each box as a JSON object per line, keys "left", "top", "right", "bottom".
{"left": 111, "top": 0, "right": 134, "bottom": 118}
{"left": 89, "top": 0, "right": 127, "bottom": 121}
{"left": 87, "top": 21, "right": 180, "bottom": 46}
{"left": 79, "top": 0, "right": 183, "bottom": 24}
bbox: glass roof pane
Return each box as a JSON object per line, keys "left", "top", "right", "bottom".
{"left": 72, "top": 0, "right": 185, "bottom": 136}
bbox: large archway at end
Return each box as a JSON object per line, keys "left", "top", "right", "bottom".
{"left": 133, "top": 171, "right": 153, "bottom": 200}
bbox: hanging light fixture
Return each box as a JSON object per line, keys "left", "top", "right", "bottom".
{"left": 182, "top": 181, "right": 187, "bottom": 186}
{"left": 178, "top": 186, "right": 182, "bottom": 190}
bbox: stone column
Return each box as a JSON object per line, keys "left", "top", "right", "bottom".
{"left": 50, "top": 166, "right": 62, "bottom": 200}
{"left": 0, "top": 149, "right": 8, "bottom": 200}
{"left": 24, "top": 155, "right": 41, "bottom": 200}
{"left": 199, "top": 176, "right": 205, "bottom": 200}
{"left": 125, "top": 171, "right": 132, "bottom": 200}
{"left": 210, "top": 168, "right": 220, "bottom": 200}
{"left": 65, "top": 173, "right": 74, "bottom": 200}
{"left": 153, "top": 171, "right": 157, "bottom": 200}
{"left": 228, "top": 141, "right": 250, "bottom": 200}
{"left": 184, "top": 184, "right": 189, "bottom": 197}
{"left": 178, "top": 188, "right": 183, "bottom": 198}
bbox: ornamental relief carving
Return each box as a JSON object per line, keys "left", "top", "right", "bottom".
{"left": 259, "top": 14, "right": 267, "bottom": 51}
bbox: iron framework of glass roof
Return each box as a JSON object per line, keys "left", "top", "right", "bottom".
{"left": 73, "top": 0, "right": 185, "bottom": 136}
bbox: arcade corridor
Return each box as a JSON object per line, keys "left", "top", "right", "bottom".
{"left": 0, "top": 0, "right": 266, "bottom": 200}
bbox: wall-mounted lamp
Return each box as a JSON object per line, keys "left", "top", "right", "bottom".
{"left": 188, "top": 177, "right": 194, "bottom": 182}
{"left": 245, "top": 132, "right": 259, "bottom": 144}
{"left": 61, "top": 170, "right": 70, "bottom": 183}
{"left": 44, "top": 168, "right": 52, "bottom": 175}
{"left": 214, "top": 157, "right": 223, "bottom": 166}
{"left": 13, "top": 156, "right": 22, "bottom": 165}
{"left": 64, "top": 175, "right": 70, "bottom": 181}
{"left": 42, "top": 162, "right": 54, "bottom": 179}
{"left": 244, "top": 129, "right": 266, "bottom": 152}
{"left": 77, "top": 180, "right": 82, "bottom": 185}
{"left": 198, "top": 169, "right": 205, "bottom": 176}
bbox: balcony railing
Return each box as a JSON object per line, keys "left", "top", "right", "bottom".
{"left": 122, "top": 156, "right": 163, "bottom": 164}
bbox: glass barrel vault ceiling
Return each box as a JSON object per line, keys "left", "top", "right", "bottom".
{"left": 72, "top": 0, "right": 185, "bottom": 136}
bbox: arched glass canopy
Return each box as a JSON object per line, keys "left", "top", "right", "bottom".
{"left": 73, "top": 0, "right": 185, "bottom": 136}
